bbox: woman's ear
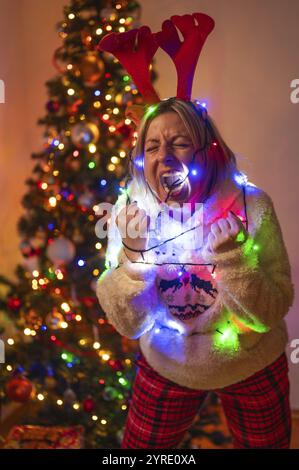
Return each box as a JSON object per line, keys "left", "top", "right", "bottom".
{"left": 125, "top": 104, "right": 146, "bottom": 128}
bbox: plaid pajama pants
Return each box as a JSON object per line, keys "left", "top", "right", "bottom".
{"left": 121, "top": 352, "right": 291, "bottom": 449}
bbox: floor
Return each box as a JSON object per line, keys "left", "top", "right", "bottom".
{"left": 1, "top": 399, "right": 299, "bottom": 449}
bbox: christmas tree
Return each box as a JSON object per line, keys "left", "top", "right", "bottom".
{"left": 0, "top": 0, "right": 158, "bottom": 449}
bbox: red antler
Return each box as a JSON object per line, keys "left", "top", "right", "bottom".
{"left": 97, "top": 26, "right": 160, "bottom": 104}
{"left": 154, "top": 13, "right": 215, "bottom": 101}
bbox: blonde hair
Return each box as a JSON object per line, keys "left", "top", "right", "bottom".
{"left": 129, "top": 97, "right": 238, "bottom": 206}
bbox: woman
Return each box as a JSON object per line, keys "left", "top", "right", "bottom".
{"left": 96, "top": 97, "right": 294, "bottom": 449}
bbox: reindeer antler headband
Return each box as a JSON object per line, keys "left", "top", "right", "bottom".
{"left": 97, "top": 12, "right": 215, "bottom": 124}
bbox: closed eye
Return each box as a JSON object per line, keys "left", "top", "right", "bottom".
{"left": 146, "top": 144, "right": 190, "bottom": 152}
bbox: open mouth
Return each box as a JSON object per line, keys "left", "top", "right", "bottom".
{"left": 160, "top": 171, "right": 186, "bottom": 197}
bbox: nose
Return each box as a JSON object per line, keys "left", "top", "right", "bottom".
{"left": 156, "top": 145, "right": 176, "bottom": 164}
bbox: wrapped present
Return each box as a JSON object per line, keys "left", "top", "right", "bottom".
{"left": 3, "top": 425, "right": 84, "bottom": 449}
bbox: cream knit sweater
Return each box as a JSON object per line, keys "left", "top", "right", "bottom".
{"left": 96, "top": 174, "right": 294, "bottom": 390}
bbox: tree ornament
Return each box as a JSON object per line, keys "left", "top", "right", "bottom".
{"left": 46, "top": 236, "right": 76, "bottom": 266}
{"left": 82, "top": 396, "right": 95, "bottom": 412}
{"left": 6, "top": 375, "right": 34, "bottom": 403}
{"left": 80, "top": 296, "right": 97, "bottom": 308}
{"left": 46, "top": 100, "right": 61, "bottom": 113}
{"left": 77, "top": 52, "right": 105, "bottom": 86}
{"left": 7, "top": 296, "right": 22, "bottom": 311}
{"left": 116, "top": 122, "right": 131, "bottom": 142}
{"left": 52, "top": 46, "right": 69, "bottom": 74}
{"left": 63, "top": 388, "right": 77, "bottom": 404}
{"left": 45, "top": 309, "right": 65, "bottom": 330}
{"left": 70, "top": 122, "right": 100, "bottom": 148}
{"left": 108, "top": 359, "right": 124, "bottom": 371}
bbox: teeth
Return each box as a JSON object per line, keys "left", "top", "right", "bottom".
{"left": 160, "top": 170, "right": 187, "bottom": 197}
{"left": 161, "top": 171, "right": 184, "bottom": 190}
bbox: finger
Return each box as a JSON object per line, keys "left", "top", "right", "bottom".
{"left": 127, "top": 213, "right": 149, "bottom": 242}
{"left": 116, "top": 204, "right": 136, "bottom": 228}
{"left": 210, "top": 222, "right": 221, "bottom": 236}
{"left": 117, "top": 205, "right": 144, "bottom": 238}
{"left": 138, "top": 214, "right": 150, "bottom": 237}
{"left": 116, "top": 206, "right": 129, "bottom": 234}
{"left": 126, "top": 203, "right": 140, "bottom": 217}
{"left": 226, "top": 213, "right": 240, "bottom": 234}
{"left": 207, "top": 232, "right": 216, "bottom": 251}
{"left": 218, "top": 218, "right": 231, "bottom": 234}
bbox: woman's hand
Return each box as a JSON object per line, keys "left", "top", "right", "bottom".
{"left": 206, "top": 211, "right": 248, "bottom": 255}
{"left": 116, "top": 202, "right": 150, "bottom": 261}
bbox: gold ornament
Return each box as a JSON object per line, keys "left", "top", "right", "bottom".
{"left": 70, "top": 122, "right": 100, "bottom": 148}
{"left": 77, "top": 52, "right": 105, "bottom": 86}
{"left": 45, "top": 309, "right": 65, "bottom": 330}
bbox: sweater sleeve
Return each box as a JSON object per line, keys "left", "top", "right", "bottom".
{"left": 96, "top": 254, "right": 160, "bottom": 339}
{"left": 203, "top": 189, "right": 294, "bottom": 332}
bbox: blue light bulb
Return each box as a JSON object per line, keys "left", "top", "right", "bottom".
{"left": 134, "top": 156, "right": 144, "bottom": 169}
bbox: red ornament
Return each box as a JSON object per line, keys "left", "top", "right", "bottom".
{"left": 6, "top": 376, "right": 34, "bottom": 403}
{"left": 116, "top": 123, "right": 131, "bottom": 141}
{"left": 7, "top": 297, "right": 22, "bottom": 311}
{"left": 46, "top": 100, "right": 61, "bottom": 113}
{"left": 108, "top": 359, "right": 124, "bottom": 371}
{"left": 82, "top": 396, "right": 95, "bottom": 412}
{"left": 79, "top": 296, "right": 97, "bottom": 308}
